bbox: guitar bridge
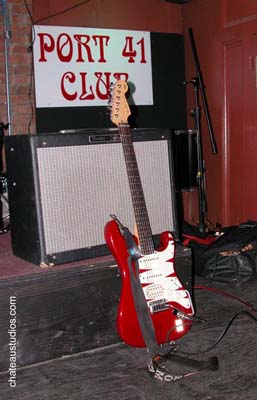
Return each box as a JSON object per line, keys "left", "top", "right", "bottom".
{"left": 148, "top": 298, "right": 169, "bottom": 314}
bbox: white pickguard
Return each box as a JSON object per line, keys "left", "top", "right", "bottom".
{"left": 138, "top": 239, "right": 194, "bottom": 314}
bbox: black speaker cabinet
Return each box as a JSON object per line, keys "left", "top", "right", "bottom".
{"left": 5, "top": 129, "right": 179, "bottom": 267}
{"left": 172, "top": 129, "right": 198, "bottom": 191}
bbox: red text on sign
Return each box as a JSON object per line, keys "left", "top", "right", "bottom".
{"left": 61, "top": 71, "right": 129, "bottom": 101}
{"left": 38, "top": 33, "right": 110, "bottom": 63}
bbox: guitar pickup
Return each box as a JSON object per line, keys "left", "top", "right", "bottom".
{"left": 148, "top": 299, "right": 169, "bottom": 314}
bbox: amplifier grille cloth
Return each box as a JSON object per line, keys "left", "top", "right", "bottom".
{"left": 37, "top": 140, "right": 174, "bottom": 255}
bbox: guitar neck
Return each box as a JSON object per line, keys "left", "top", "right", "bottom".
{"left": 119, "top": 124, "right": 155, "bottom": 255}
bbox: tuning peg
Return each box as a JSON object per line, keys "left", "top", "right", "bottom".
{"left": 109, "top": 82, "right": 114, "bottom": 96}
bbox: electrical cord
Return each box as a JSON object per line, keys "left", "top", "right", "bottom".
{"left": 169, "top": 284, "right": 257, "bottom": 358}
{"left": 175, "top": 310, "right": 257, "bottom": 356}
{"left": 22, "top": 0, "right": 91, "bottom": 134}
{"left": 33, "top": 0, "right": 91, "bottom": 24}
{"left": 194, "top": 285, "right": 257, "bottom": 313}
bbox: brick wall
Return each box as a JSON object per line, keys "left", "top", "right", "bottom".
{"left": 0, "top": 0, "right": 36, "bottom": 136}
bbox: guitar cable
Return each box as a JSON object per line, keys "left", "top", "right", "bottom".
{"left": 172, "top": 309, "right": 257, "bottom": 356}
{"left": 170, "top": 285, "right": 257, "bottom": 356}
{"left": 148, "top": 288, "right": 257, "bottom": 383}
{"left": 147, "top": 318, "right": 219, "bottom": 383}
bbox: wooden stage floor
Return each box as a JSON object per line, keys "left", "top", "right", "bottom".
{"left": 1, "top": 280, "right": 257, "bottom": 400}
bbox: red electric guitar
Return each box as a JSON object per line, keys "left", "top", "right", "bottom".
{"left": 104, "top": 80, "right": 194, "bottom": 348}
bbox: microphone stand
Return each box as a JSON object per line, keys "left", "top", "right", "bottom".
{"left": 0, "top": 0, "right": 11, "bottom": 234}
{"left": 184, "top": 77, "right": 206, "bottom": 232}
{"left": 2, "top": 0, "right": 12, "bottom": 136}
{"left": 186, "top": 28, "right": 218, "bottom": 232}
{"left": 0, "top": 122, "right": 9, "bottom": 234}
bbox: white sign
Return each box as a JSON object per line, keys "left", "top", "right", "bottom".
{"left": 33, "top": 25, "right": 153, "bottom": 108}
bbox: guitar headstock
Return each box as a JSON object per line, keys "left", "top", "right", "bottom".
{"left": 109, "top": 80, "right": 131, "bottom": 127}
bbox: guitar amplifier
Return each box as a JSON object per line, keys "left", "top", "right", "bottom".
{"left": 5, "top": 128, "right": 181, "bottom": 267}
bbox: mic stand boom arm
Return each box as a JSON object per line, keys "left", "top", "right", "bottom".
{"left": 188, "top": 28, "right": 217, "bottom": 155}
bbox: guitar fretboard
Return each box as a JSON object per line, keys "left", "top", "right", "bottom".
{"left": 119, "top": 124, "right": 155, "bottom": 255}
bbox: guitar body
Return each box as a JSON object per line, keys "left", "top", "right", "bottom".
{"left": 105, "top": 219, "right": 194, "bottom": 348}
